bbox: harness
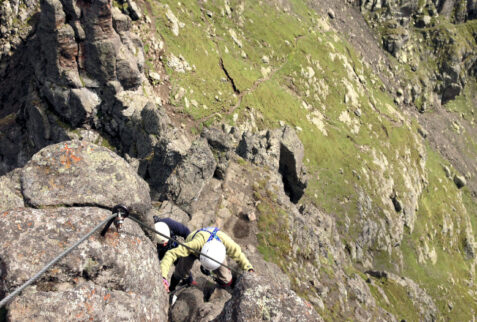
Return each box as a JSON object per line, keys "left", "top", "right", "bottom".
{"left": 193, "top": 227, "right": 221, "bottom": 242}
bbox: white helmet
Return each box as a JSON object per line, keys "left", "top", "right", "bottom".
{"left": 200, "top": 239, "right": 226, "bottom": 270}
{"left": 155, "top": 222, "right": 170, "bottom": 244}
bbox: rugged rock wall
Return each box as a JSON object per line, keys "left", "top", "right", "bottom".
{"left": 1, "top": 0, "right": 477, "bottom": 320}
{"left": 0, "top": 141, "right": 168, "bottom": 321}
{"left": 361, "top": 0, "right": 477, "bottom": 106}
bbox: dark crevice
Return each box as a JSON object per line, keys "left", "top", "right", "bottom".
{"left": 279, "top": 144, "right": 304, "bottom": 204}
{"left": 20, "top": 198, "right": 117, "bottom": 213}
{"left": 219, "top": 58, "right": 240, "bottom": 94}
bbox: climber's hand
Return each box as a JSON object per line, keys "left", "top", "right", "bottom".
{"left": 162, "top": 278, "right": 170, "bottom": 292}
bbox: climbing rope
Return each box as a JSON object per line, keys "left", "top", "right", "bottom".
{"left": 0, "top": 205, "right": 244, "bottom": 308}
{"left": 0, "top": 213, "right": 118, "bottom": 308}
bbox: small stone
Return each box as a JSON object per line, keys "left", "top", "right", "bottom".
{"left": 417, "top": 127, "right": 428, "bottom": 138}
{"left": 327, "top": 9, "right": 335, "bottom": 19}
{"left": 149, "top": 71, "right": 161, "bottom": 83}
{"left": 246, "top": 211, "right": 256, "bottom": 221}
{"left": 354, "top": 109, "right": 362, "bottom": 117}
{"left": 352, "top": 170, "right": 360, "bottom": 180}
{"left": 448, "top": 301, "right": 453, "bottom": 310}
{"left": 262, "top": 55, "right": 270, "bottom": 64}
{"left": 241, "top": 50, "right": 247, "bottom": 58}
{"left": 453, "top": 174, "right": 466, "bottom": 189}
{"left": 206, "top": 10, "right": 213, "bottom": 17}
{"left": 443, "top": 166, "right": 451, "bottom": 178}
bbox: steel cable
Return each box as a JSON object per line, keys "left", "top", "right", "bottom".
{"left": 0, "top": 213, "right": 117, "bottom": 308}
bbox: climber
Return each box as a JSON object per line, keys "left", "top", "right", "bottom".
{"left": 153, "top": 216, "right": 197, "bottom": 287}
{"left": 161, "top": 226, "right": 254, "bottom": 292}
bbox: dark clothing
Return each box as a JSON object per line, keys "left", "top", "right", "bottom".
{"left": 154, "top": 217, "right": 190, "bottom": 260}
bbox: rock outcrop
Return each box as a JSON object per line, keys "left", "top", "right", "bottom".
{"left": 236, "top": 126, "right": 308, "bottom": 203}
{"left": 1, "top": 207, "right": 168, "bottom": 321}
{"left": 0, "top": 141, "right": 168, "bottom": 321}
{"left": 216, "top": 274, "right": 322, "bottom": 322}
{"left": 360, "top": 0, "right": 477, "bottom": 105}
{"left": 21, "top": 140, "right": 151, "bottom": 215}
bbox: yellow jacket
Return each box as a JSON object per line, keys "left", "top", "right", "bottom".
{"left": 160, "top": 228, "right": 253, "bottom": 278}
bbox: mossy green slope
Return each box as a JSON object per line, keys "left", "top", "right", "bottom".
{"left": 139, "top": 0, "right": 477, "bottom": 318}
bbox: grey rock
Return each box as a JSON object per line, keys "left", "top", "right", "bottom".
{"left": 156, "top": 200, "right": 190, "bottom": 224}
{"left": 1, "top": 207, "right": 167, "bottom": 321}
{"left": 165, "top": 139, "right": 216, "bottom": 213}
{"left": 112, "top": 7, "right": 131, "bottom": 34}
{"left": 215, "top": 273, "right": 322, "bottom": 321}
{"left": 148, "top": 134, "right": 191, "bottom": 199}
{"left": 443, "top": 165, "right": 452, "bottom": 178}
{"left": 201, "top": 126, "right": 235, "bottom": 152}
{"left": 0, "top": 171, "right": 24, "bottom": 212}
{"left": 279, "top": 126, "right": 307, "bottom": 203}
{"left": 25, "top": 104, "right": 51, "bottom": 149}
{"left": 236, "top": 130, "right": 281, "bottom": 170}
{"left": 453, "top": 174, "right": 466, "bottom": 189}
{"left": 236, "top": 126, "right": 307, "bottom": 203}
{"left": 387, "top": 272, "right": 437, "bottom": 321}
{"left": 141, "top": 102, "right": 171, "bottom": 136}
{"left": 21, "top": 140, "right": 151, "bottom": 216}
{"left": 127, "top": 0, "right": 142, "bottom": 21}
{"left": 39, "top": 0, "right": 65, "bottom": 32}
{"left": 170, "top": 287, "right": 205, "bottom": 322}
{"left": 417, "top": 127, "right": 428, "bottom": 138}
{"left": 116, "top": 50, "right": 142, "bottom": 90}
{"left": 68, "top": 88, "right": 102, "bottom": 126}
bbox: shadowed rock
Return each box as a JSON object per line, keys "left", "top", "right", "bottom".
{"left": 164, "top": 138, "right": 216, "bottom": 213}
{"left": 236, "top": 126, "right": 307, "bottom": 203}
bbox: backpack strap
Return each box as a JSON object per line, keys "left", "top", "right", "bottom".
{"left": 192, "top": 227, "right": 221, "bottom": 242}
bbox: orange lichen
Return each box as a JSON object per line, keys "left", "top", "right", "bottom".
{"left": 60, "top": 143, "right": 82, "bottom": 169}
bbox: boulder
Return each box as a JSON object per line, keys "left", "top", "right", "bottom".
{"left": 279, "top": 126, "right": 307, "bottom": 203}
{"left": 236, "top": 126, "right": 307, "bottom": 203}
{"left": 201, "top": 127, "right": 236, "bottom": 152}
{"left": 21, "top": 140, "right": 151, "bottom": 216}
{"left": 165, "top": 139, "right": 217, "bottom": 213}
{"left": 215, "top": 273, "right": 322, "bottom": 321}
{"left": 156, "top": 200, "right": 190, "bottom": 224}
{"left": 171, "top": 286, "right": 232, "bottom": 322}
{"left": 141, "top": 102, "right": 171, "bottom": 137}
{"left": 148, "top": 133, "right": 191, "bottom": 199}
{"left": 453, "top": 174, "right": 466, "bottom": 189}
{"left": 0, "top": 207, "right": 167, "bottom": 321}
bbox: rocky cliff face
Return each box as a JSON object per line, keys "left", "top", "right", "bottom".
{"left": 361, "top": 0, "right": 477, "bottom": 106}
{"left": 1, "top": 0, "right": 477, "bottom": 320}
